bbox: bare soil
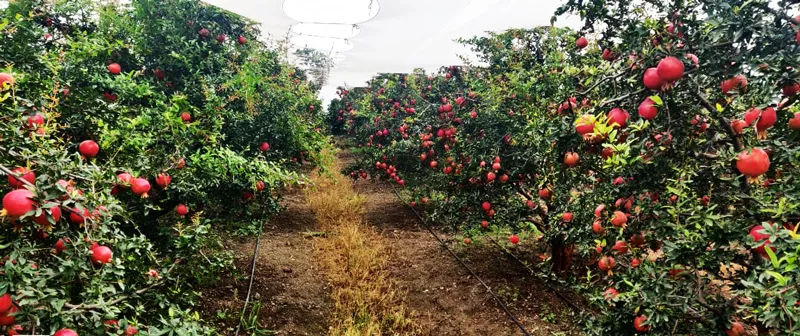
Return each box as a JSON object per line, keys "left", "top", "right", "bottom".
{"left": 199, "top": 149, "right": 583, "bottom": 336}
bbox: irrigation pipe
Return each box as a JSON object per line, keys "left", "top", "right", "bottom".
{"left": 387, "top": 184, "right": 532, "bottom": 336}
{"left": 234, "top": 221, "right": 265, "bottom": 336}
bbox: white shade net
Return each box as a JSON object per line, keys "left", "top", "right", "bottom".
{"left": 203, "top": 0, "right": 582, "bottom": 105}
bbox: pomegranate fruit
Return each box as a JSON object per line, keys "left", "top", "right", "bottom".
{"left": 612, "top": 240, "right": 627, "bottom": 254}
{"left": 176, "top": 204, "right": 189, "bottom": 216}
{"left": 576, "top": 36, "right": 588, "bottom": 49}
{"left": 562, "top": 212, "right": 573, "bottom": 222}
{"left": 564, "top": 152, "right": 579, "bottom": 167}
{"left": 603, "top": 288, "right": 619, "bottom": 300}
{"left": 592, "top": 220, "right": 605, "bottom": 234}
{"left": 26, "top": 114, "right": 44, "bottom": 129}
{"left": 633, "top": 315, "right": 651, "bottom": 332}
{"left": 755, "top": 106, "right": 776, "bottom": 138}
{"left": 0, "top": 306, "right": 17, "bottom": 326}
{"left": 725, "top": 322, "right": 745, "bottom": 336}
{"left": 790, "top": 112, "right": 800, "bottom": 130}
{"left": 256, "top": 181, "right": 265, "bottom": 191}
{"left": 69, "top": 207, "right": 91, "bottom": 225}
{"left": 116, "top": 172, "right": 133, "bottom": 187}
{"left": 2, "top": 189, "right": 35, "bottom": 218}
{"left": 131, "top": 178, "right": 151, "bottom": 197}
{"left": 637, "top": 97, "right": 658, "bottom": 120}
{"left": 575, "top": 114, "right": 596, "bottom": 135}
{"left": 78, "top": 140, "right": 100, "bottom": 158}
{"left": 730, "top": 120, "right": 747, "bottom": 134}
{"left": 53, "top": 329, "right": 78, "bottom": 336}
{"left": 155, "top": 174, "right": 171, "bottom": 188}
{"left": 0, "top": 73, "right": 14, "bottom": 89}
{"left": 509, "top": 234, "right": 519, "bottom": 245}
{"left": 538, "top": 188, "right": 551, "bottom": 199}
{"left": 107, "top": 63, "right": 121, "bottom": 75}
{"left": 55, "top": 238, "right": 66, "bottom": 254}
{"left": 8, "top": 167, "right": 34, "bottom": 189}
{"left": 736, "top": 148, "right": 769, "bottom": 178}
{"left": 783, "top": 82, "right": 800, "bottom": 96}
{"left": 749, "top": 225, "right": 773, "bottom": 257}
{"left": 598, "top": 256, "right": 615, "bottom": 271}
{"left": 33, "top": 205, "right": 61, "bottom": 227}
{"left": 481, "top": 202, "right": 491, "bottom": 212}
{"left": 180, "top": 112, "right": 191, "bottom": 122}
{"left": 631, "top": 258, "right": 641, "bottom": 268}
{"left": 237, "top": 35, "right": 247, "bottom": 45}
{"left": 642, "top": 68, "right": 664, "bottom": 90}
{"left": 0, "top": 294, "right": 11, "bottom": 314}
{"left": 91, "top": 245, "right": 113, "bottom": 265}
{"left": 259, "top": 142, "right": 270, "bottom": 151}
{"left": 607, "top": 108, "right": 629, "bottom": 128}
{"left": 611, "top": 211, "right": 627, "bottom": 227}
{"left": 656, "top": 56, "right": 684, "bottom": 81}
{"left": 594, "top": 204, "right": 605, "bottom": 217}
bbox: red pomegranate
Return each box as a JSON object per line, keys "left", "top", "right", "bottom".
{"left": 69, "top": 207, "right": 92, "bottom": 225}
{"left": 104, "top": 92, "right": 117, "bottom": 102}
{"left": 492, "top": 162, "right": 501, "bottom": 171}
{"left": 79, "top": 140, "right": 100, "bottom": 158}
{"left": 576, "top": 36, "right": 588, "bottom": 49}
{"left": 730, "top": 120, "right": 747, "bottom": 134}
{"left": 721, "top": 75, "right": 747, "bottom": 95}
{"left": 592, "top": 220, "right": 605, "bottom": 234}
{"left": 744, "top": 108, "right": 762, "bottom": 126}
{"left": 790, "top": 112, "right": 800, "bottom": 130}
{"left": 176, "top": 204, "right": 189, "bottom": 216}
{"left": 725, "top": 322, "right": 745, "bottom": 336}
{"left": 33, "top": 205, "right": 61, "bottom": 227}
{"left": 595, "top": 204, "right": 605, "bottom": 217}
{"left": 634, "top": 315, "right": 651, "bottom": 332}
{"left": 180, "top": 112, "right": 191, "bottom": 122}
{"left": 8, "top": 167, "right": 35, "bottom": 189}
{"left": 564, "top": 152, "right": 579, "bottom": 167}
{"left": 611, "top": 211, "right": 627, "bottom": 227}
{"left": 215, "top": 34, "right": 227, "bottom": 43}
{"left": 53, "top": 329, "right": 78, "bottom": 336}
{"left": 155, "top": 174, "right": 171, "bottom": 188}
{"left": 685, "top": 53, "right": 699, "bottom": 67}
{"left": 538, "top": 188, "right": 552, "bottom": 199}
{"left": 755, "top": 106, "right": 776, "bottom": 137}
{"left": 602, "top": 48, "right": 615, "bottom": 61}
{"left": 26, "top": 113, "right": 44, "bottom": 129}
{"left": 154, "top": 68, "right": 165, "bottom": 80}
{"left": 509, "top": 234, "right": 520, "bottom": 245}
{"left": 116, "top": 172, "right": 133, "bottom": 187}
{"left": 237, "top": 35, "right": 247, "bottom": 45}
{"left": 736, "top": 148, "right": 769, "bottom": 178}
{"left": 562, "top": 212, "right": 573, "bottom": 222}
{"left": 631, "top": 258, "right": 641, "bottom": 268}
{"left": 131, "top": 178, "right": 151, "bottom": 197}
{"left": 481, "top": 220, "right": 489, "bottom": 228}
{"left": 642, "top": 68, "right": 665, "bottom": 90}
{"left": 259, "top": 142, "right": 270, "bottom": 151}
{"left": 608, "top": 108, "right": 629, "bottom": 128}
{"left": 638, "top": 97, "right": 658, "bottom": 120}
{"left": 0, "top": 294, "right": 11, "bottom": 314}
{"left": 0, "top": 305, "right": 17, "bottom": 326}
{"left": 91, "top": 245, "right": 113, "bottom": 265}
{"left": 0, "top": 73, "right": 14, "bottom": 89}
{"left": 55, "top": 238, "right": 66, "bottom": 254}
{"left": 481, "top": 202, "right": 491, "bottom": 212}
{"left": 107, "top": 63, "right": 121, "bottom": 75}
{"left": 575, "top": 114, "right": 596, "bottom": 135}
{"left": 612, "top": 240, "right": 627, "bottom": 254}
{"left": 603, "top": 288, "right": 619, "bottom": 300}
{"left": 256, "top": 181, "right": 265, "bottom": 191}
{"left": 749, "top": 225, "right": 772, "bottom": 257}
{"left": 2, "top": 189, "right": 35, "bottom": 218}
{"left": 656, "top": 56, "right": 684, "bottom": 82}
{"left": 783, "top": 82, "right": 800, "bottom": 96}
{"left": 598, "top": 256, "right": 615, "bottom": 271}
{"left": 175, "top": 158, "right": 186, "bottom": 169}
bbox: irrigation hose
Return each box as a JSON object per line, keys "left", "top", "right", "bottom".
{"left": 387, "top": 184, "right": 532, "bottom": 336}
{"left": 234, "top": 221, "right": 265, "bottom": 336}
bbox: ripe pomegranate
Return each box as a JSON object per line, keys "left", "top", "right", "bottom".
{"left": 725, "top": 322, "right": 745, "bottom": 336}
{"left": 26, "top": 114, "right": 44, "bottom": 129}
{"left": 180, "top": 112, "right": 191, "bottom": 122}
{"left": 8, "top": 167, "right": 34, "bottom": 189}
{"left": 562, "top": 212, "right": 573, "bottom": 222}
{"left": 176, "top": 204, "right": 189, "bottom": 216}
{"left": 736, "top": 148, "right": 769, "bottom": 178}
{"left": 576, "top": 36, "right": 588, "bottom": 49}
{"left": 33, "top": 205, "right": 61, "bottom": 227}
{"left": 603, "top": 288, "right": 619, "bottom": 300}
{"left": 53, "top": 329, "right": 78, "bottom": 336}
{"left": 630, "top": 258, "right": 641, "bottom": 268}
{"left": 730, "top": 120, "right": 747, "bottom": 134}
{"left": 749, "top": 225, "right": 773, "bottom": 257}
{"left": 481, "top": 220, "right": 489, "bottom": 228}
{"left": 155, "top": 174, "right": 171, "bottom": 188}
{"left": 429, "top": 161, "right": 437, "bottom": 168}
{"left": 564, "top": 152, "right": 579, "bottom": 167}
{"left": 481, "top": 202, "right": 491, "bottom": 212}
{"left": 790, "top": 112, "right": 800, "bottom": 129}
{"left": 744, "top": 108, "right": 761, "bottom": 126}
{"left": 575, "top": 114, "right": 596, "bottom": 135}
{"left": 0, "top": 73, "right": 14, "bottom": 89}
{"left": 755, "top": 106, "right": 776, "bottom": 137}
{"left": 611, "top": 211, "right": 627, "bottom": 227}
{"left": 783, "top": 82, "right": 800, "bottom": 96}
{"left": 117, "top": 172, "right": 133, "bottom": 187}
{"left": 509, "top": 234, "right": 520, "bottom": 245}
{"left": 175, "top": 158, "right": 186, "bottom": 169}
{"left": 595, "top": 204, "right": 605, "bottom": 217}
{"left": 602, "top": 48, "right": 614, "bottom": 61}
{"left": 0, "top": 294, "right": 11, "bottom": 314}
{"left": 55, "top": 238, "right": 66, "bottom": 254}
{"left": 0, "top": 306, "right": 17, "bottom": 326}
{"left": 499, "top": 174, "right": 509, "bottom": 183}
{"left": 107, "top": 63, "right": 121, "bottom": 75}
{"left": 237, "top": 35, "right": 247, "bottom": 45}
{"left": 592, "top": 220, "right": 605, "bottom": 235}
{"left": 256, "top": 181, "right": 265, "bottom": 191}
{"left": 598, "top": 256, "right": 615, "bottom": 271}
{"left": 722, "top": 75, "right": 747, "bottom": 95}
{"left": 79, "top": 140, "right": 100, "bottom": 158}
{"left": 492, "top": 162, "right": 501, "bottom": 171}
{"left": 154, "top": 68, "right": 165, "bottom": 80}
{"left": 91, "top": 245, "right": 113, "bottom": 265}
{"left": 463, "top": 238, "right": 471, "bottom": 245}
{"left": 104, "top": 92, "right": 117, "bottom": 102}
{"left": 612, "top": 240, "right": 627, "bottom": 254}
{"left": 2, "top": 189, "right": 35, "bottom": 218}
{"left": 656, "top": 56, "right": 684, "bottom": 82}
{"left": 215, "top": 34, "right": 227, "bottom": 43}
{"left": 131, "top": 178, "right": 151, "bottom": 197}
{"left": 69, "top": 207, "right": 91, "bottom": 225}
{"left": 685, "top": 53, "right": 699, "bottom": 67}
{"left": 259, "top": 142, "right": 270, "bottom": 151}
{"left": 608, "top": 108, "right": 629, "bottom": 128}
{"left": 642, "top": 68, "right": 665, "bottom": 90}
{"left": 634, "top": 315, "right": 651, "bottom": 332}
{"left": 538, "top": 188, "right": 552, "bottom": 199}
{"left": 638, "top": 97, "right": 658, "bottom": 120}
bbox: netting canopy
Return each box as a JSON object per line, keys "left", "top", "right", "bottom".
{"left": 204, "top": 0, "right": 582, "bottom": 105}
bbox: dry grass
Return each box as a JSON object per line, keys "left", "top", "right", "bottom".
{"left": 306, "top": 152, "right": 419, "bottom": 336}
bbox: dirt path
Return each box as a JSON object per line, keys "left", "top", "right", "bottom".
{"left": 200, "top": 149, "right": 582, "bottom": 335}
